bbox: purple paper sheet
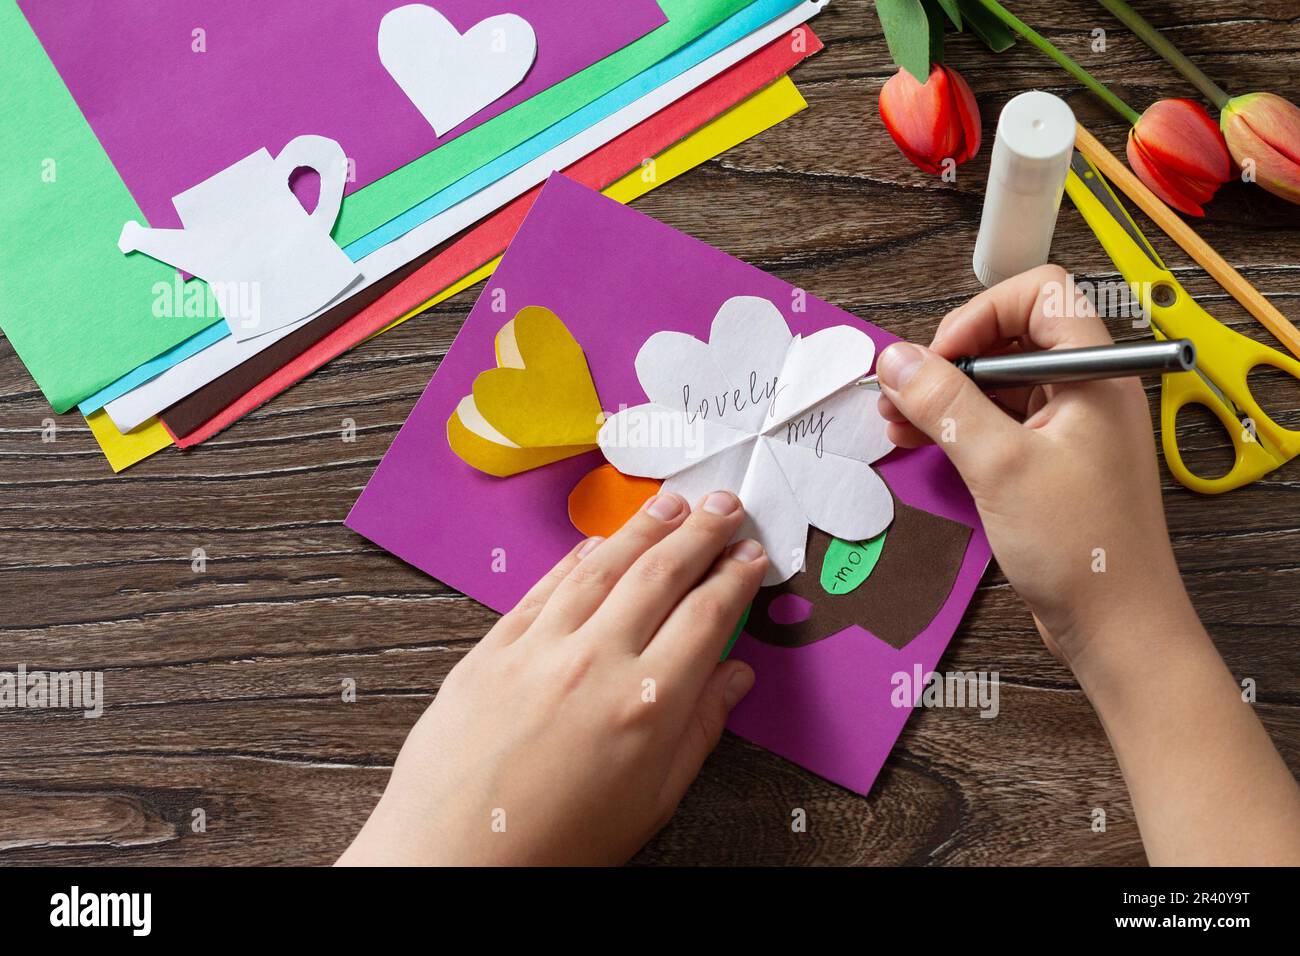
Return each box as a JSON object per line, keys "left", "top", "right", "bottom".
{"left": 17, "top": 0, "right": 666, "bottom": 229}
{"left": 347, "top": 175, "right": 993, "bottom": 796}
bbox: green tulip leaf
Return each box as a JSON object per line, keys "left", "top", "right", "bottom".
{"left": 820, "top": 531, "right": 888, "bottom": 595}
{"left": 957, "top": 0, "right": 1018, "bottom": 53}
{"left": 874, "top": 0, "right": 932, "bottom": 83}
{"left": 934, "top": 0, "right": 963, "bottom": 30}
{"left": 926, "top": 1, "right": 945, "bottom": 63}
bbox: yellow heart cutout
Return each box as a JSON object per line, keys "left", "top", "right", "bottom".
{"left": 447, "top": 395, "right": 590, "bottom": 478}
{"left": 447, "top": 306, "right": 603, "bottom": 477}
{"left": 474, "top": 306, "right": 604, "bottom": 447}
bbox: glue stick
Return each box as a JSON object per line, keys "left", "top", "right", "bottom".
{"left": 972, "top": 91, "right": 1077, "bottom": 288}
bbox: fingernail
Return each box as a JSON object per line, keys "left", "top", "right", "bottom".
{"left": 577, "top": 536, "right": 603, "bottom": 558}
{"left": 701, "top": 491, "right": 739, "bottom": 515}
{"left": 730, "top": 538, "right": 765, "bottom": 562}
{"left": 645, "top": 493, "right": 684, "bottom": 521}
{"left": 876, "top": 343, "right": 925, "bottom": 390}
{"left": 723, "top": 667, "right": 756, "bottom": 709}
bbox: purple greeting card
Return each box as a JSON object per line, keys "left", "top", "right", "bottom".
{"left": 16, "top": 0, "right": 666, "bottom": 230}
{"left": 347, "top": 174, "right": 992, "bottom": 796}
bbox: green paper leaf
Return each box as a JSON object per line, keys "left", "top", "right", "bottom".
{"left": 874, "top": 0, "right": 932, "bottom": 83}
{"left": 957, "top": 0, "right": 1018, "bottom": 52}
{"left": 721, "top": 604, "right": 751, "bottom": 660}
{"left": 820, "top": 531, "right": 888, "bottom": 595}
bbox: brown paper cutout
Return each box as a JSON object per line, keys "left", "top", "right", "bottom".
{"left": 744, "top": 499, "right": 972, "bottom": 650}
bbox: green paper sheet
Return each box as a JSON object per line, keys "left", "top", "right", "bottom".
{"left": 0, "top": 3, "right": 219, "bottom": 412}
{"left": 330, "top": 0, "right": 751, "bottom": 247}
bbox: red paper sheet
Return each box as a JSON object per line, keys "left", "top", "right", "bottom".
{"left": 170, "top": 28, "right": 822, "bottom": 448}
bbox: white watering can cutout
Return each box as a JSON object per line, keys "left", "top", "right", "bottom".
{"left": 118, "top": 135, "right": 361, "bottom": 342}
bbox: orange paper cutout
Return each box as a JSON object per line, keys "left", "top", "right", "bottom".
{"left": 568, "top": 463, "right": 662, "bottom": 538}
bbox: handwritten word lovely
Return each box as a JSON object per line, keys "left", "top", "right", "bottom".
{"left": 681, "top": 370, "right": 781, "bottom": 426}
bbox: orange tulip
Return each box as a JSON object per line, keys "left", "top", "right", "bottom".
{"left": 1220, "top": 92, "right": 1300, "bottom": 205}
{"left": 1126, "top": 98, "right": 1232, "bottom": 216}
{"left": 878, "top": 64, "right": 981, "bottom": 175}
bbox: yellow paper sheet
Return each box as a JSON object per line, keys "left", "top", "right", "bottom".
{"left": 85, "top": 410, "right": 172, "bottom": 473}
{"left": 90, "top": 76, "right": 807, "bottom": 471}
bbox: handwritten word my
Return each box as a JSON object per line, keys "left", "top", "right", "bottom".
{"left": 784, "top": 408, "right": 834, "bottom": 458}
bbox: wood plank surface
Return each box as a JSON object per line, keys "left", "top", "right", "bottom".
{"left": 1, "top": 0, "right": 1297, "bottom": 866}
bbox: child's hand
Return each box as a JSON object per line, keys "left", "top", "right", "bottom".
{"left": 874, "top": 265, "right": 1189, "bottom": 675}
{"left": 877, "top": 265, "right": 1300, "bottom": 866}
{"left": 338, "top": 491, "right": 765, "bottom": 866}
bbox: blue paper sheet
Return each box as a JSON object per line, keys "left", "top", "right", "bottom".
{"left": 78, "top": 320, "right": 226, "bottom": 414}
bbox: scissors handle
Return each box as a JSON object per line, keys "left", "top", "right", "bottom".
{"left": 1153, "top": 298, "right": 1300, "bottom": 494}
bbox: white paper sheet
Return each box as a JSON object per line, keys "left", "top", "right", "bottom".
{"left": 102, "top": 1, "right": 826, "bottom": 434}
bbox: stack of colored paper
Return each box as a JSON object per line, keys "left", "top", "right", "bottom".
{"left": 0, "top": 0, "right": 830, "bottom": 471}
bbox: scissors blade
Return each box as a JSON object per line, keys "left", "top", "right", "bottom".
{"left": 1069, "top": 151, "right": 1167, "bottom": 272}
{"left": 1190, "top": 361, "right": 1246, "bottom": 418}
{"left": 1067, "top": 153, "right": 1255, "bottom": 425}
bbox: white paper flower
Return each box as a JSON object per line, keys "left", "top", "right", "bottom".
{"left": 598, "top": 296, "right": 895, "bottom": 584}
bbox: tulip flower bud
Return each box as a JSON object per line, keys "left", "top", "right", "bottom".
{"left": 878, "top": 64, "right": 981, "bottom": 176}
{"left": 1126, "top": 98, "right": 1232, "bottom": 216}
{"left": 1221, "top": 92, "right": 1300, "bottom": 205}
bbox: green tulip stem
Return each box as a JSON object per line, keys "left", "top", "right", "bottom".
{"left": 976, "top": 0, "right": 1142, "bottom": 125}
{"left": 1097, "top": 0, "right": 1232, "bottom": 109}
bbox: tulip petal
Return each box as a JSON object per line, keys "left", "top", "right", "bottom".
{"left": 1224, "top": 112, "right": 1300, "bottom": 204}
{"left": 1133, "top": 99, "right": 1231, "bottom": 184}
{"left": 1228, "top": 92, "right": 1300, "bottom": 166}
{"left": 944, "top": 65, "right": 982, "bottom": 163}
{"left": 1128, "top": 130, "right": 1206, "bottom": 216}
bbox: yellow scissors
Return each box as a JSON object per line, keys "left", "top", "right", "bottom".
{"left": 1065, "top": 151, "right": 1300, "bottom": 494}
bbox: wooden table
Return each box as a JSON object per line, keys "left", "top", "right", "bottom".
{"left": 2, "top": 0, "right": 1297, "bottom": 866}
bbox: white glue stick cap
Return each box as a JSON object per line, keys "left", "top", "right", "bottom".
{"left": 972, "top": 91, "right": 1076, "bottom": 288}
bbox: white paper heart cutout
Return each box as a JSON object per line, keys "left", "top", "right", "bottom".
{"left": 379, "top": 4, "right": 537, "bottom": 137}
